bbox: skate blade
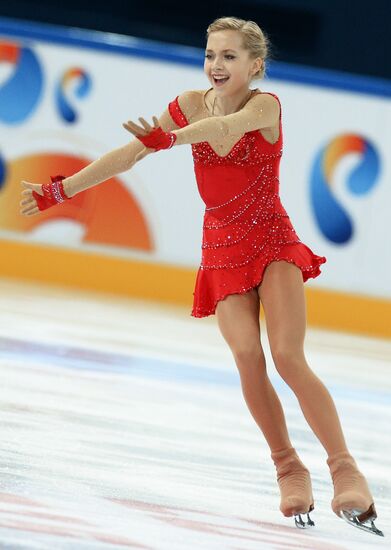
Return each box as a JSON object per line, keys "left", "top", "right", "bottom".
{"left": 294, "top": 509, "right": 315, "bottom": 529}
{"left": 339, "top": 508, "right": 384, "bottom": 537}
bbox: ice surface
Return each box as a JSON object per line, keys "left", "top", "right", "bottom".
{"left": 0, "top": 277, "right": 389, "bottom": 549}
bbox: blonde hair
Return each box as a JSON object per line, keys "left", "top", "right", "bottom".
{"left": 206, "top": 16, "right": 270, "bottom": 80}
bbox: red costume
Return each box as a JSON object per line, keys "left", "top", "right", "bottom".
{"left": 168, "top": 92, "right": 326, "bottom": 318}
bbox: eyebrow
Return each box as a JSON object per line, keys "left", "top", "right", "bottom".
{"left": 205, "top": 49, "right": 237, "bottom": 53}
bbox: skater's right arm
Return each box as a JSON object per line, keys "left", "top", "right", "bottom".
{"left": 20, "top": 108, "right": 180, "bottom": 216}
{"left": 63, "top": 138, "right": 149, "bottom": 198}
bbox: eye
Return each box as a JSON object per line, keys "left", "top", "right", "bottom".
{"left": 204, "top": 54, "right": 235, "bottom": 60}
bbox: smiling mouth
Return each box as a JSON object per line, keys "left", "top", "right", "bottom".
{"left": 213, "top": 76, "right": 229, "bottom": 85}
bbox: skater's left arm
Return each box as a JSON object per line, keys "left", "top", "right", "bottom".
{"left": 123, "top": 91, "right": 280, "bottom": 149}
{"left": 173, "top": 92, "right": 280, "bottom": 145}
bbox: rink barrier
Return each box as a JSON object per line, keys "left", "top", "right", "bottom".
{"left": 2, "top": 240, "right": 390, "bottom": 339}
{"left": 1, "top": 16, "right": 390, "bottom": 338}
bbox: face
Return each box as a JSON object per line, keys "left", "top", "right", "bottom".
{"left": 204, "top": 30, "right": 262, "bottom": 94}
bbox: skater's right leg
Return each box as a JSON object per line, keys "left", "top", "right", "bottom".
{"left": 216, "top": 289, "right": 313, "bottom": 519}
{"left": 216, "top": 288, "right": 291, "bottom": 452}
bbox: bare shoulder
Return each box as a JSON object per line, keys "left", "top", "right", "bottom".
{"left": 250, "top": 92, "right": 281, "bottom": 117}
{"left": 177, "top": 90, "right": 204, "bottom": 119}
{"left": 244, "top": 92, "right": 281, "bottom": 122}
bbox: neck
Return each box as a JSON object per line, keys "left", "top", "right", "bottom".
{"left": 211, "top": 87, "right": 253, "bottom": 116}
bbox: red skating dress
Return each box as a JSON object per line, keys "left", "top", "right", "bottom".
{"left": 168, "top": 91, "right": 326, "bottom": 318}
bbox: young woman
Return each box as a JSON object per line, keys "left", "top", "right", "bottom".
{"left": 20, "top": 16, "right": 383, "bottom": 536}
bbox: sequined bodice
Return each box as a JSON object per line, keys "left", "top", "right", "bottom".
{"left": 168, "top": 93, "right": 283, "bottom": 168}
{"left": 168, "top": 93, "right": 301, "bottom": 271}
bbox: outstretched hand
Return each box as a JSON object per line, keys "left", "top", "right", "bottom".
{"left": 122, "top": 115, "right": 160, "bottom": 138}
{"left": 123, "top": 116, "right": 157, "bottom": 158}
{"left": 122, "top": 115, "right": 177, "bottom": 151}
{"left": 20, "top": 181, "right": 44, "bottom": 216}
{"left": 20, "top": 176, "right": 69, "bottom": 215}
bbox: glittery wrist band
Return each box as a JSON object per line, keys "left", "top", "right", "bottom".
{"left": 166, "top": 132, "right": 177, "bottom": 149}
{"left": 45, "top": 175, "right": 68, "bottom": 202}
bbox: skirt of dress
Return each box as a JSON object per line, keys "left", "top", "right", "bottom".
{"left": 191, "top": 241, "right": 326, "bottom": 318}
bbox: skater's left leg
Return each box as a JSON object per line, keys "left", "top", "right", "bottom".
{"left": 258, "top": 260, "right": 381, "bottom": 534}
{"left": 257, "top": 260, "right": 348, "bottom": 456}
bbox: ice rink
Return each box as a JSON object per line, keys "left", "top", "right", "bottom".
{"left": 0, "top": 277, "right": 389, "bottom": 549}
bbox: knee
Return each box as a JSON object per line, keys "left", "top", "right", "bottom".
{"left": 272, "top": 347, "right": 306, "bottom": 381}
{"left": 233, "top": 344, "right": 265, "bottom": 368}
{"left": 272, "top": 347, "right": 294, "bottom": 367}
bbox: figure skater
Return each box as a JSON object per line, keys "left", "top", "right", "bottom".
{"left": 20, "top": 16, "right": 383, "bottom": 536}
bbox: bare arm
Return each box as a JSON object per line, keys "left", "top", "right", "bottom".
{"left": 64, "top": 139, "right": 146, "bottom": 198}
{"left": 20, "top": 106, "right": 180, "bottom": 217}
{"left": 172, "top": 91, "right": 280, "bottom": 146}
{"left": 64, "top": 107, "right": 180, "bottom": 197}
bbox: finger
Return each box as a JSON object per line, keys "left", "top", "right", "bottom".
{"left": 20, "top": 197, "right": 37, "bottom": 211}
{"left": 123, "top": 121, "right": 147, "bottom": 135}
{"left": 20, "top": 197, "right": 35, "bottom": 206}
{"left": 20, "top": 206, "right": 33, "bottom": 215}
{"left": 123, "top": 122, "right": 144, "bottom": 134}
{"left": 138, "top": 117, "right": 152, "bottom": 131}
{"left": 152, "top": 116, "right": 160, "bottom": 127}
{"left": 128, "top": 120, "right": 146, "bottom": 133}
{"left": 22, "top": 205, "right": 39, "bottom": 216}
{"left": 26, "top": 207, "right": 40, "bottom": 216}
{"left": 20, "top": 196, "right": 37, "bottom": 208}
{"left": 21, "top": 180, "right": 36, "bottom": 190}
{"left": 21, "top": 181, "right": 43, "bottom": 195}
{"left": 122, "top": 123, "right": 136, "bottom": 134}
{"left": 22, "top": 186, "right": 43, "bottom": 197}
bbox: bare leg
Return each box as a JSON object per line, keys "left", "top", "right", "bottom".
{"left": 216, "top": 288, "right": 313, "bottom": 516}
{"left": 258, "top": 260, "right": 377, "bottom": 524}
{"left": 216, "top": 287, "right": 291, "bottom": 453}
{"left": 257, "top": 260, "right": 348, "bottom": 456}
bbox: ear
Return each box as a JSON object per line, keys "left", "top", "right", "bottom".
{"left": 253, "top": 57, "right": 263, "bottom": 75}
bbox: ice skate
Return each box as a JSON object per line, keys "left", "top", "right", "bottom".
{"left": 327, "top": 451, "right": 384, "bottom": 537}
{"left": 271, "top": 447, "right": 315, "bottom": 529}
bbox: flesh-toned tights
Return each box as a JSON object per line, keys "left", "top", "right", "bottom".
{"left": 216, "top": 260, "right": 349, "bottom": 457}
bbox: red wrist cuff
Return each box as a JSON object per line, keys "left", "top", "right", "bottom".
{"left": 32, "top": 175, "right": 70, "bottom": 211}
{"left": 46, "top": 175, "right": 68, "bottom": 201}
{"left": 137, "top": 127, "right": 177, "bottom": 150}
